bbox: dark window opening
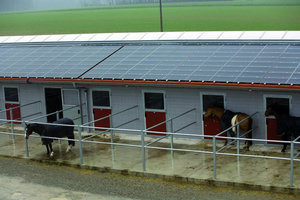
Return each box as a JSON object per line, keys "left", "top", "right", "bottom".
{"left": 4, "top": 87, "right": 18, "bottom": 102}
{"left": 266, "top": 97, "right": 290, "bottom": 115}
{"left": 45, "top": 88, "right": 63, "bottom": 123}
{"left": 144, "top": 92, "right": 164, "bottom": 110}
{"left": 203, "top": 95, "right": 224, "bottom": 112}
{"left": 92, "top": 91, "right": 110, "bottom": 107}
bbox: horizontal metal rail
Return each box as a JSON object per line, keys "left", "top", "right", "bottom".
{"left": 174, "top": 121, "right": 197, "bottom": 133}
{"left": 0, "top": 100, "right": 41, "bottom": 114}
{"left": 146, "top": 108, "right": 196, "bottom": 131}
{"left": 2, "top": 129, "right": 299, "bottom": 162}
{"left": 20, "top": 112, "right": 43, "bottom": 120}
{"left": 145, "top": 135, "right": 170, "bottom": 147}
{"left": 82, "top": 130, "right": 109, "bottom": 141}
{"left": 27, "top": 104, "right": 84, "bottom": 122}
{"left": 73, "top": 114, "right": 87, "bottom": 121}
{"left": 83, "top": 105, "right": 138, "bottom": 126}
{"left": 217, "top": 127, "right": 258, "bottom": 153}
{"left": 2, "top": 117, "right": 299, "bottom": 145}
{"left": 114, "top": 118, "right": 139, "bottom": 129}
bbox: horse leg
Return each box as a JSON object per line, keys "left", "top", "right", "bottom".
{"left": 66, "top": 134, "right": 75, "bottom": 153}
{"left": 281, "top": 134, "right": 288, "bottom": 153}
{"left": 244, "top": 131, "right": 252, "bottom": 151}
{"left": 46, "top": 145, "right": 50, "bottom": 155}
{"left": 49, "top": 143, "right": 54, "bottom": 157}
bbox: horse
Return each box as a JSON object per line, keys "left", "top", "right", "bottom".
{"left": 203, "top": 107, "right": 253, "bottom": 150}
{"left": 25, "top": 118, "right": 75, "bottom": 157}
{"left": 265, "top": 104, "right": 300, "bottom": 152}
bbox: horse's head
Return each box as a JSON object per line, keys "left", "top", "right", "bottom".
{"left": 265, "top": 106, "right": 274, "bottom": 117}
{"left": 25, "top": 123, "right": 42, "bottom": 139}
{"left": 265, "top": 104, "right": 283, "bottom": 117}
{"left": 25, "top": 124, "right": 33, "bottom": 139}
{"left": 203, "top": 107, "right": 224, "bottom": 119}
{"left": 203, "top": 107, "right": 212, "bottom": 119}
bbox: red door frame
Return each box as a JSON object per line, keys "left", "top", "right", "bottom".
{"left": 143, "top": 91, "right": 166, "bottom": 135}
{"left": 4, "top": 87, "right": 21, "bottom": 123}
{"left": 91, "top": 89, "right": 112, "bottom": 131}
{"left": 264, "top": 95, "right": 291, "bottom": 144}
{"left": 201, "top": 93, "right": 226, "bottom": 140}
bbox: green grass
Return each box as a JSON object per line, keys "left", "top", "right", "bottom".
{"left": 0, "top": 0, "right": 300, "bottom": 36}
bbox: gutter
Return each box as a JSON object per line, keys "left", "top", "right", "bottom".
{"left": 1, "top": 77, "right": 299, "bottom": 91}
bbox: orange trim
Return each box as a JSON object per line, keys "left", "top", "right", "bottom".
{"left": 0, "top": 77, "right": 27, "bottom": 81}
{"left": 1, "top": 77, "right": 300, "bottom": 90}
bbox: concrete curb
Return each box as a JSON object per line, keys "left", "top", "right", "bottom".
{"left": 1, "top": 155, "right": 297, "bottom": 195}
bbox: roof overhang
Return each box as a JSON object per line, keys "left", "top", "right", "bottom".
{"left": 1, "top": 31, "right": 300, "bottom": 44}
{"left": 1, "top": 77, "right": 300, "bottom": 92}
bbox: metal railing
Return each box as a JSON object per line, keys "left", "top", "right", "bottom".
{"left": 82, "top": 105, "right": 139, "bottom": 148}
{"left": 0, "top": 100, "right": 42, "bottom": 123}
{"left": 0, "top": 100, "right": 42, "bottom": 139}
{"left": 83, "top": 105, "right": 139, "bottom": 126}
{"left": 27, "top": 103, "right": 85, "bottom": 123}
{"left": 143, "top": 108, "right": 197, "bottom": 164}
{"left": 0, "top": 116, "right": 299, "bottom": 187}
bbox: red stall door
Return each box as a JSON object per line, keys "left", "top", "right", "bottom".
{"left": 266, "top": 118, "right": 282, "bottom": 144}
{"left": 5, "top": 103, "right": 21, "bottom": 124}
{"left": 203, "top": 116, "right": 225, "bottom": 140}
{"left": 145, "top": 111, "right": 166, "bottom": 136}
{"left": 93, "top": 108, "right": 111, "bottom": 131}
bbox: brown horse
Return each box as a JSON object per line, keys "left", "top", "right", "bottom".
{"left": 203, "top": 107, "right": 253, "bottom": 150}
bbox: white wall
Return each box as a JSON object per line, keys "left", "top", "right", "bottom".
{"left": 2, "top": 82, "right": 300, "bottom": 144}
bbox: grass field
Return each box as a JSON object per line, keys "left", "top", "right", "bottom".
{"left": 0, "top": 0, "right": 300, "bottom": 36}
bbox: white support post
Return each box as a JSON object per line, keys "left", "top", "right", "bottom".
{"left": 142, "top": 131, "right": 146, "bottom": 171}
{"left": 78, "top": 125, "right": 83, "bottom": 165}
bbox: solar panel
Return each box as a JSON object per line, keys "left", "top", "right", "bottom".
{"left": 0, "top": 45, "right": 122, "bottom": 78}
{"left": 1, "top": 43, "right": 300, "bottom": 85}
{"left": 79, "top": 43, "right": 300, "bottom": 84}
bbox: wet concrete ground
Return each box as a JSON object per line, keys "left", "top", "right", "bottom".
{"left": 0, "top": 125, "right": 299, "bottom": 193}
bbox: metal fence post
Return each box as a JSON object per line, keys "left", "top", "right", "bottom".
{"left": 141, "top": 131, "right": 146, "bottom": 171}
{"left": 170, "top": 119, "right": 174, "bottom": 156}
{"left": 237, "top": 124, "right": 240, "bottom": 162}
{"left": 23, "top": 123, "right": 29, "bottom": 158}
{"left": 10, "top": 109, "right": 15, "bottom": 140}
{"left": 56, "top": 111, "right": 59, "bottom": 120}
{"left": 110, "top": 115, "right": 114, "bottom": 149}
{"left": 78, "top": 125, "right": 83, "bottom": 165}
{"left": 290, "top": 140, "right": 294, "bottom": 187}
{"left": 213, "top": 136, "right": 217, "bottom": 180}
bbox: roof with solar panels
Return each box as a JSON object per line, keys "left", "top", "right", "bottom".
{"left": 1, "top": 31, "right": 300, "bottom": 89}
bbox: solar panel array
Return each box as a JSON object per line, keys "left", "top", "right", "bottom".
{"left": 0, "top": 45, "right": 121, "bottom": 78}
{"left": 0, "top": 43, "right": 300, "bottom": 85}
{"left": 82, "top": 44, "right": 300, "bottom": 85}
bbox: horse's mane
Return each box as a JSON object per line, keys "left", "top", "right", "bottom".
{"left": 28, "top": 123, "right": 46, "bottom": 135}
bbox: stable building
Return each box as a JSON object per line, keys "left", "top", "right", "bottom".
{"left": 0, "top": 31, "right": 300, "bottom": 145}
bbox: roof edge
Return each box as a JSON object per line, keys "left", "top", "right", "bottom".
{"left": 1, "top": 31, "right": 300, "bottom": 44}
{"left": 1, "top": 77, "right": 300, "bottom": 90}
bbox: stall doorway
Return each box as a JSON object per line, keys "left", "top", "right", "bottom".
{"left": 265, "top": 96, "right": 290, "bottom": 144}
{"left": 45, "top": 88, "right": 63, "bottom": 123}
{"left": 4, "top": 87, "right": 21, "bottom": 123}
{"left": 144, "top": 91, "right": 166, "bottom": 135}
{"left": 202, "top": 94, "right": 225, "bottom": 139}
{"left": 92, "top": 90, "right": 111, "bottom": 131}
{"left": 62, "top": 89, "right": 81, "bottom": 125}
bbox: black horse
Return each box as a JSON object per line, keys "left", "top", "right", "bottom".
{"left": 25, "top": 118, "right": 75, "bottom": 157}
{"left": 265, "top": 104, "right": 300, "bottom": 152}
